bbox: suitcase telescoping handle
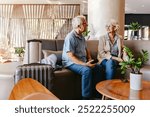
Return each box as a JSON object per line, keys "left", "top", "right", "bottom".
{"left": 27, "top": 39, "right": 42, "bottom": 64}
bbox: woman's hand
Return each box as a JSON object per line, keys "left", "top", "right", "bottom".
{"left": 112, "top": 56, "right": 123, "bottom": 62}
{"left": 117, "top": 57, "right": 123, "bottom": 62}
{"left": 122, "top": 50, "right": 128, "bottom": 61}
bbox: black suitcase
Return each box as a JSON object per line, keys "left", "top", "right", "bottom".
{"left": 14, "top": 63, "right": 54, "bottom": 91}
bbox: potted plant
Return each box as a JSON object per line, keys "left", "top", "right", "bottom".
{"left": 82, "top": 28, "right": 90, "bottom": 40}
{"left": 15, "top": 47, "right": 25, "bottom": 61}
{"left": 119, "top": 46, "right": 148, "bottom": 90}
{"left": 129, "top": 22, "right": 141, "bottom": 31}
{"left": 129, "top": 22, "right": 141, "bottom": 39}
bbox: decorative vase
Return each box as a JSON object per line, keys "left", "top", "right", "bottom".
{"left": 131, "top": 30, "right": 139, "bottom": 40}
{"left": 130, "top": 73, "right": 143, "bottom": 90}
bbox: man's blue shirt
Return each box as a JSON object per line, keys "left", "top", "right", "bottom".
{"left": 62, "top": 30, "right": 87, "bottom": 67}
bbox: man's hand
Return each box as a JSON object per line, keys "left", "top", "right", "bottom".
{"left": 85, "top": 60, "right": 96, "bottom": 68}
{"left": 122, "top": 50, "right": 129, "bottom": 61}
{"left": 67, "top": 52, "right": 96, "bottom": 67}
{"left": 88, "top": 59, "right": 94, "bottom": 64}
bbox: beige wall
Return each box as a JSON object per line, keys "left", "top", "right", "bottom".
{"left": 88, "top": 0, "right": 125, "bottom": 37}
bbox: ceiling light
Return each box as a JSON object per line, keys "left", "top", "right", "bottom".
{"left": 58, "top": 2, "right": 62, "bottom": 4}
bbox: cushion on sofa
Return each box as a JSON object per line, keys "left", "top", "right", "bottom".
{"left": 42, "top": 50, "right": 62, "bottom": 65}
{"left": 86, "top": 40, "right": 99, "bottom": 60}
{"left": 53, "top": 68, "right": 81, "bottom": 99}
{"left": 40, "top": 54, "right": 57, "bottom": 69}
{"left": 55, "top": 40, "right": 64, "bottom": 51}
{"left": 41, "top": 39, "right": 56, "bottom": 51}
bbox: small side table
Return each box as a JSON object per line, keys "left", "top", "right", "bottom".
{"left": 96, "top": 79, "right": 150, "bottom": 100}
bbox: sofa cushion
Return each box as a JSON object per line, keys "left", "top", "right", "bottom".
{"left": 41, "top": 54, "right": 57, "bottom": 69}
{"left": 41, "top": 39, "right": 56, "bottom": 51}
{"left": 40, "top": 39, "right": 57, "bottom": 59}
{"left": 55, "top": 40, "right": 64, "bottom": 51}
{"left": 86, "top": 40, "right": 99, "bottom": 60}
{"left": 42, "top": 50, "right": 62, "bottom": 65}
{"left": 53, "top": 68, "right": 81, "bottom": 99}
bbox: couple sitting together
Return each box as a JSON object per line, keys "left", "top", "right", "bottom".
{"left": 61, "top": 15, "right": 127, "bottom": 100}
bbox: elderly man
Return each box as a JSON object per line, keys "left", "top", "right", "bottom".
{"left": 62, "top": 15, "right": 103, "bottom": 99}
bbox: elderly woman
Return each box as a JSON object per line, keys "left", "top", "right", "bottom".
{"left": 97, "top": 19, "right": 124, "bottom": 80}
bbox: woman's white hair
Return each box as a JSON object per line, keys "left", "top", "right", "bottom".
{"left": 72, "top": 15, "right": 85, "bottom": 29}
{"left": 106, "top": 19, "right": 120, "bottom": 31}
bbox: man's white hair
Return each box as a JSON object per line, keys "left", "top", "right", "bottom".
{"left": 72, "top": 15, "right": 85, "bottom": 29}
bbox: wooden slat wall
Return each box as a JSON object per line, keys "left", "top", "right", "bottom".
{"left": 0, "top": 4, "right": 80, "bottom": 48}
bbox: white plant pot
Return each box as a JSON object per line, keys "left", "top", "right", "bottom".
{"left": 17, "top": 57, "right": 23, "bottom": 62}
{"left": 130, "top": 73, "right": 143, "bottom": 90}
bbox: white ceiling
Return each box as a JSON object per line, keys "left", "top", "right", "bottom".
{"left": 125, "top": 0, "right": 150, "bottom": 14}
{"left": 0, "top": 0, "right": 150, "bottom": 14}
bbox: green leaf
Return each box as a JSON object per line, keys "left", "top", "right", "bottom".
{"left": 129, "top": 22, "right": 141, "bottom": 31}
{"left": 120, "top": 46, "right": 149, "bottom": 74}
{"left": 15, "top": 47, "right": 25, "bottom": 57}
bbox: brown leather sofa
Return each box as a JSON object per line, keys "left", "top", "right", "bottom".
{"left": 39, "top": 39, "right": 150, "bottom": 99}
{"left": 40, "top": 39, "right": 99, "bottom": 100}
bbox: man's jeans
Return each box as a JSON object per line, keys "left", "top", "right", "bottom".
{"left": 67, "top": 64, "right": 103, "bottom": 98}
{"left": 101, "top": 59, "right": 118, "bottom": 80}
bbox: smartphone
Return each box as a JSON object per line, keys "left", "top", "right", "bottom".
{"left": 89, "top": 59, "right": 94, "bottom": 63}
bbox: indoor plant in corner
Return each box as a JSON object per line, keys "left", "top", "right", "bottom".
{"left": 119, "top": 46, "right": 148, "bottom": 90}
